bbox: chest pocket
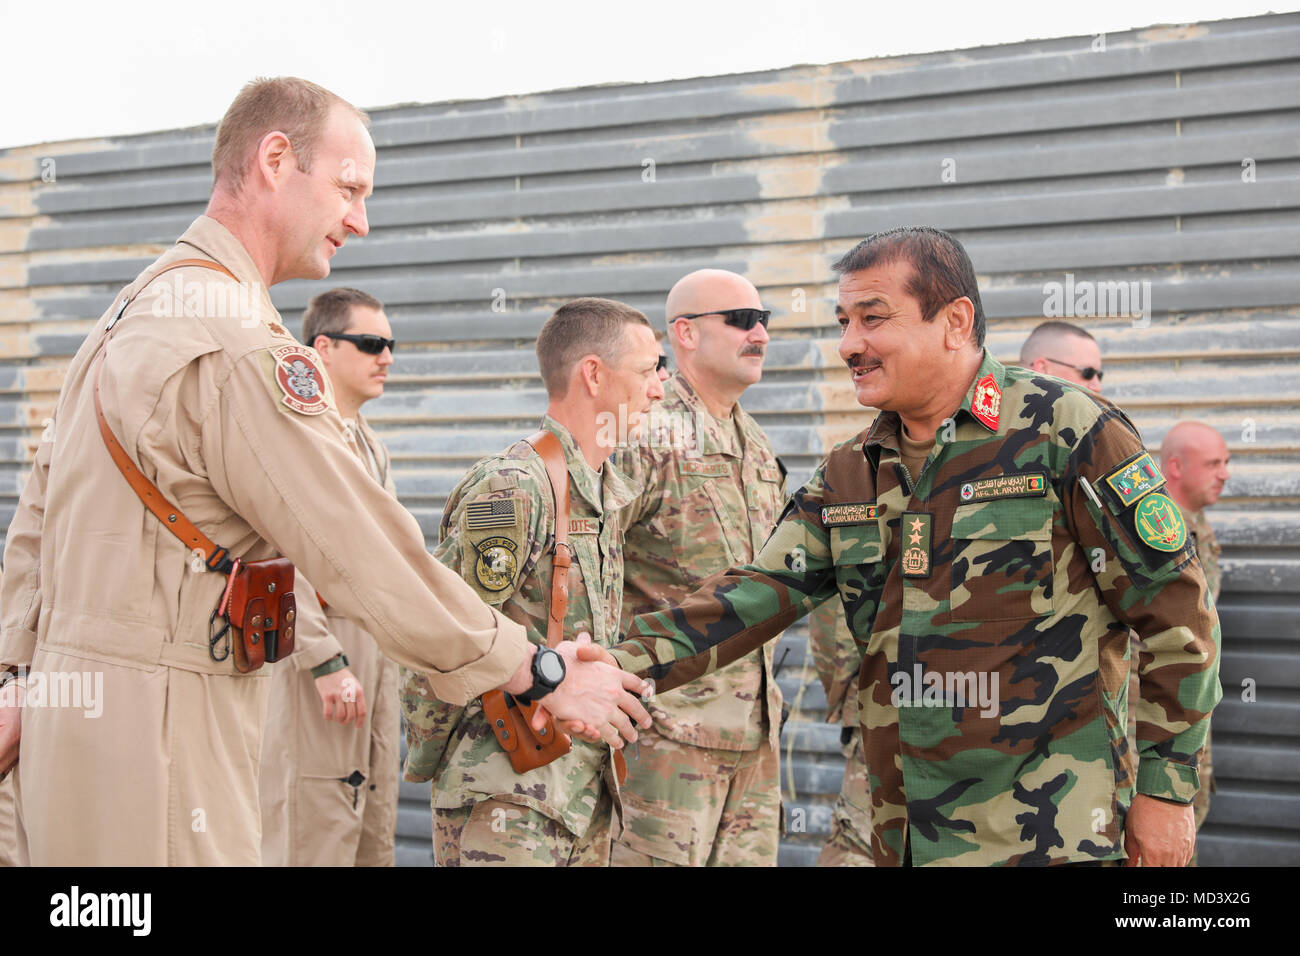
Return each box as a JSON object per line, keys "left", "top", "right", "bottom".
{"left": 950, "top": 498, "right": 1054, "bottom": 622}
{"left": 829, "top": 522, "right": 884, "bottom": 624}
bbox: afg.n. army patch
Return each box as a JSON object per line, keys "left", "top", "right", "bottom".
{"left": 474, "top": 536, "right": 519, "bottom": 591}
{"left": 271, "top": 345, "right": 328, "bottom": 415}
{"left": 821, "top": 503, "right": 878, "bottom": 527}
{"left": 959, "top": 472, "right": 1048, "bottom": 502}
{"left": 1133, "top": 492, "right": 1187, "bottom": 552}
{"left": 1104, "top": 452, "right": 1165, "bottom": 508}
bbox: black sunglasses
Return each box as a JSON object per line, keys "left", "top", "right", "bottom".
{"left": 656, "top": 354, "right": 668, "bottom": 373}
{"left": 1045, "top": 356, "right": 1103, "bottom": 382}
{"left": 672, "top": 308, "right": 771, "bottom": 331}
{"left": 323, "top": 332, "right": 396, "bottom": 355}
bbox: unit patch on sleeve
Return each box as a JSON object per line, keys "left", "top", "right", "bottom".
{"left": 1133, "top": 492, "right": 1187, "bottom": 552}
{"left": 959, "top": 472, "right": 1049, "bottom": 503}
{"left": 473, "top": 537, "right": 519, "bottom": 592}
{"left": 1104, "top": 452, "right": 1166, "bottom": 509}
{"left": 821, "top": 503, "right": 878, "bottom": 527}
{"left": 271, "top": 345, "right": 329, "bottom": 415}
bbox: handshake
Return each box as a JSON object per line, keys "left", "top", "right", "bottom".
{"left": 508, "top": 635, "right": 653, "bottom": 750}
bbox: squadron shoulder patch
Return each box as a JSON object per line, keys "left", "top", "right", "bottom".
{"left": 271, "top": 345, "right": 329, "bottom": 415}
{"left": 970, "top": 374, "right": 1002, "bottom": 432}
{"left": 1133, "top": 492, "right": 1186, "bottom": 552}
{"left": 473, "top": 536, "right": 519, "bottom": 592}
{"left": 959, "top": 472, "right": 1048, "bottom": 503}
{"left": 1104, "top": 452, "right": 1166, "bottom": 508}
{"left": 821, "top": 503, "right": 878, "bottom": 527}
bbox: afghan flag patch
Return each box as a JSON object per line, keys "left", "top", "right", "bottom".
{"left": 1133, "top": 492, "right": 1186, "bottom": 552}
{"left": 1103, "top": 452, "right": 1165, "bottom": 508}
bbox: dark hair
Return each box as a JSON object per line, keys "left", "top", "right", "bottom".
{"left": 302, "top": 287, "right": 384, "bottom": 346}
{"left": 536, "top": 298, "right": 652, "bottom": 398}
{"left": 832, "top": 226, "right": 986, "bottom": 347}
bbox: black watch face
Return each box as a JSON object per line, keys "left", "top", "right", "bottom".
{"left": 538, "top": 649, "right": 565, "bottom": 684}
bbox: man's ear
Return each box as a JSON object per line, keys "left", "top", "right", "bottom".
{"left": 256, "top": 130, "right": 295, "bottom": 188}
{"left": 577, "top": 354, "right": 603, "bottom": 398}
{"left": 944, "top": 297, "right": 976, "bottom": 351}
{"left": 1029, "top": 357, "right": 1049, "bottom": 374}
{"left": 670, "top": 318, "right": 696, "bottom": 353}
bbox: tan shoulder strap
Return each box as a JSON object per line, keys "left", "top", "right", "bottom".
{"left": 95, "top": 257, "right": 240, "bottom": 571}
{"left": 523, "top": 429, "right": 570, "bottom": 649}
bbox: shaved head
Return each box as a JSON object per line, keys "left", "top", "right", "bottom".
{"left": 1162, "top": 421, "right": 1230, "bottom": 512}
{"left": 1020, "top": 321, "right": 1102, "bottom": 393}
{"left": 663, "top": 268, "right": 769, "bottom": 418}
{"left": 665, "top": 269, "right": 762, "bottom": 332}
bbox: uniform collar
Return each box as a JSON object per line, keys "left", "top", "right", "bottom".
{"left": 540, "top": 414, "right": 637, "bottom": 517}
{"left": 173, "top": 215, "right": 277, "bottom": 323}
{"left": 862, "top": 349, "right": 1006, "bottom": 456}
{"left": 668, "top": 371, "right": 750, "bottom": 458}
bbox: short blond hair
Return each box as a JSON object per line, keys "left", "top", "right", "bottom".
{"left": 212, "top": 77, "right": 369, "bottom": 191}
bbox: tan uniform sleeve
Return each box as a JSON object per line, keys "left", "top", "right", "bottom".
{"left": 202, "top": 350, "right": 530, "bottom": 706}
{"left": 287, "top": 573, "right": 345, "bottom": 672}
{"left": 0, "top": 425, "right": 54, "bottom": 667}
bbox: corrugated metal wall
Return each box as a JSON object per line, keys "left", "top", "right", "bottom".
{"left": 2, "top": 12, "right": 1297, "bottom": 866}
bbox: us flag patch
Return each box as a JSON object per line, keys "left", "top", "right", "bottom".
{"left": 466, "top": 499, "right": 518, "bottom": 530}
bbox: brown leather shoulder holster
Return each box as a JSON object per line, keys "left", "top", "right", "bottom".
{"left": 480, "top": 430, "right": 628, "bottom": 784}
{"left": 94, "top": 258, "right": 296, "bottom": 672}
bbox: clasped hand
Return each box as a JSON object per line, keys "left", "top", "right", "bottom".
{"left": 531, "top": 635, "right": 652, "bottom": 749}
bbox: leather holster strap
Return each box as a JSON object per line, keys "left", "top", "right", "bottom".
{"left": 523, "top": 429, "right": 571, "bottom": 649}
{"left": 94, "top": 257, "right": 240, "bottom": 571}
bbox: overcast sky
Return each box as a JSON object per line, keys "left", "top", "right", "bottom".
{"left": 2, "top": 0, "right": 1294, "bottom": 149}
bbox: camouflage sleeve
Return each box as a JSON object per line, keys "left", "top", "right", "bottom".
{"left": 398, "top": 458, "right": 542, "bottom": 782}
{"left": 608, "top": 461, "right": 840, "bottom": 693}
{"left": 1065, "top": 401, "right": 1221, "bottom": 804}
{"left": 612, "top": 438, "right": 663, "bottom": 528}
{"left": 807, "top": 600, "right": 861, "bottom": 726}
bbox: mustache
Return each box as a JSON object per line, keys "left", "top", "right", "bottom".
{"left": 846, "top": 354, "right": 881, "bottom": 371}
{"left": 740, "top": 344, "right": 766, "bottom": 357}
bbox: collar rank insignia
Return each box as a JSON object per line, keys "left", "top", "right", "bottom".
{"left": 1134, "top": 492, "right": 1186, "bottom": 552}
{"left": 970, "top": 374, "right": 1001, "bottom": 431}
{"left": 1104, "top": 452, "right": 1166, "bottom": 508}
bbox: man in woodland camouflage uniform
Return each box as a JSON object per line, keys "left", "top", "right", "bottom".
{"left": 399, "top": 298, "right": 660, "bottom": 866}
{"left": 608, "top": 227, "right": 1220, "bottom": 866}
{"left": 611, "top": 270, "right": 785, "bottom": 866}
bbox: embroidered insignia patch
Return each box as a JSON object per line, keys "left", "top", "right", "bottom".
{"left": 1134, "top": 493, "right": 1186, "bottom": 552}
{"left": 821, "top": 503, "right": 879, "bottom": 527}
{"left": 1104, "top": 452, "right": 1166, "bottom": 508}
{"left": 568, "top": 518, "right": 599, "bottom": 535}
{"left": 474, "top": 536, "right": 518, "bottom": 592}
{"left": 271, "top": 345, "right": 328, "bottom": 415}
{"left": 900, "top": 511, "right": 931, "bottom": 578}
{"left": 680, "top": 460, "right": 732, "bottom": 478}
{"left": 759, "top": 466, "right": 782, "bottom": 483}
{"left": 970, "top": 374, "right": 1002, "bottom": 431}
{"left": 960, "top": 472, "right": 1049, "bottom": 503}
{"left": 466, "top": 499, "right": 518, "bottom": 531}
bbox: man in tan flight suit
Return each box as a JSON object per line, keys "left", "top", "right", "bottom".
{"left": 0, "top": 77, "right": 648, "bottom": 866}
{"left": 260, "top": 288, "right": 403, "bottom": 866}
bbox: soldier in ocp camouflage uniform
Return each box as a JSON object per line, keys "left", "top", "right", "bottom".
{"left": 612, "top": 269, "right": 784, "bottom": 867}
{"left": 400, "top": 298, "right": 661, "bottom": 866}
{"left": 608, "top": 228, "right": 1220, "bottom": 866}
{"left": 806, "top": 601, "right": 873, "bottom": 865}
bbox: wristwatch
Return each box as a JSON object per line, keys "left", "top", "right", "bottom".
{"left": 515, "top": 646, "right": 566, "bottom": 703}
